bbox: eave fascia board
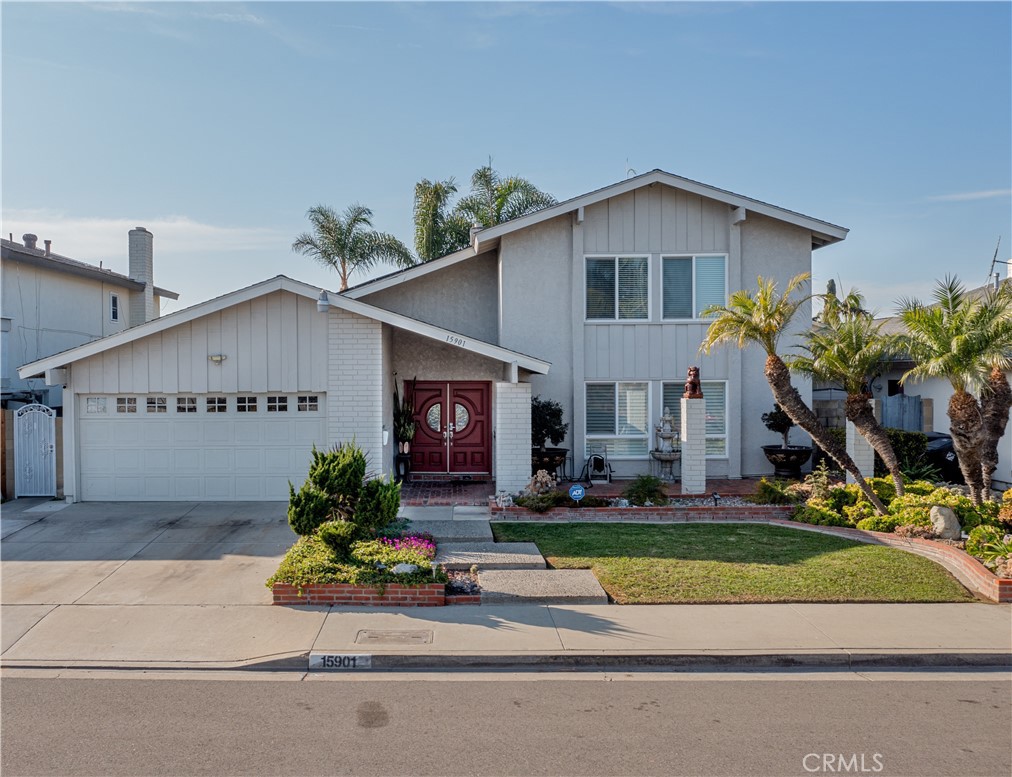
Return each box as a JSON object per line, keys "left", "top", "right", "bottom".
{"left": 342, "top": 246, "right": 478, "bottom": 299}
{"left": 18, "top": 275, "right": 305, "bottom": 378}
{"left": 335, "top": 294, "right": 551, "bottom": 375}
{"left": 3, "top": 249, "right": 145, "bottom": 291}
{"left": 473, "top": 169, "right": 849, "bottom": 252}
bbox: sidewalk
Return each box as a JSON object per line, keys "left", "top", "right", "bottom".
{"left": 3, "top": 602, "right": 1010, "bottom": 672}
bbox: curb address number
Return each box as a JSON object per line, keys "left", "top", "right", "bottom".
{"left": 310, "top": 653, "right": 372, "bottom": 670}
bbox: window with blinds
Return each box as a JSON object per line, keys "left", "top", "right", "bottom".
{"left": 586, "top": 256, "right": 648, "bottom": 320}
{"left": 585, "top": 382, "right": 649, "bottom": 457}
{"left": 661, "top": 381, "right": 728, "bottom": 457}
{"left": 662, "top": 255, "right": 727, "bottom": 319}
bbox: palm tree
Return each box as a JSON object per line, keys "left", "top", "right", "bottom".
{"left": 413, "top": 179, "right": 471, "bottom": 262}
{"left": 453, "top": 164, "right": 557, "bottom": 228}
{"left": 700, "top": 273, "right": 887, "bottom": 514}
{"left": 793, "top": 288, "right": 906, "bottom": 496}
{"left": 899, "top": 277, "right": 1012, "bottom": 504}
{"left": 292, "top": 204, "right": 414, "bottom": 291}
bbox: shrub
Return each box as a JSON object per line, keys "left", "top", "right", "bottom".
{"left": 866, "top": 477, "right": 897, "bottom": 505}
{"left": 793, "top": 500, "right": 851, "bottom": 527}
{"left": 288, "top": 482, "right": 333, "bottom": 536}
{"left": 966, "top": 525, "right": 1003, "bottom": 558}
{"left": 351, "top": 538, "right": 433, "bottom": 569}
{"left": 804, "top": 460, "right": 835, "bottom": 502}
{"left": 352, "top": 477, "right": 401, "bottom": 536}
{"left": 376, "top": 534, "right": 437, "bottom": 561}
{"left": 308, "top": 442, "right": 367, "bottom": 514}
{"left": 825, "top": 484, "right": 859, "bottom": 513}
{"left": 514, "top": 493, "right": 559, "bottom": 513}
{"left": 904, "top": 480, "right": 938, "bottom": 497}
{"left": 317, "top": 520, "right": 359, "bottom": 556}
{"left": 874, "top": 429, "right": 928, "bottom": 479}
{"left": 842, "top": 501, "right": 876, "bottom": 526}
{"left": 753, "top": 478, "right": 800, "bottom": 505}
{"left": 857, "top": 514, "right": 909, "bottom": 533}
{"left": 525, "top": 469, "right": 557, "bottom": 496}
{"left": 532, "top": 396, "right": 569, "bottom": 449}
{"left": 622, "top": 474, "right": 667, "bottom": 506}
{"left": 996, "top": 502, "right": 1012, "bottom": 531}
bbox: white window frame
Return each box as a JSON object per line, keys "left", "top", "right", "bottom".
{"left": 584, "top": 381, "right": 651, "bottom": 459}
{"left": 297, "top": 395, "right": 319, "bottom": 412}
{"left": 146, "top": 396, "right": 167, "bottom": 414}
{"left": 661, "top": 379, "right": 729, "bottom": 459}
{"left": 206, "top": 396, "right": 227, "bottom": 413}
{"left": 86, "top": 397, "right": 107, "bottom": 414}
{"left": 267, "top": 395, "right": 288, "bottom": 412}
{"left": 116, "top": 396, "right": 137, "bottom": 414}
{"left": 661, "top": 253, "right": 728, "bottom": 321}
{"left": 584, "top": 254, "right": 651, "bottom": 323}
{"left": 236, "top": 395, "right": 258, "bottom": 413}
{"left": 176, "top": 396, "right": 197, "bottom": 414}
{"left": 110, "top": 293, "right": 120, "bottom": 322}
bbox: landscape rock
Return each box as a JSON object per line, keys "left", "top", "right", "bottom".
{"left": 391, "top": 563, "right": 419, "bottom": 575}
{"left": 930, "top": 506, "right": 962, "bottom": 540}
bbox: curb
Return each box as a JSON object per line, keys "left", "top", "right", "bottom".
{"left": 5, "top": 651, "right": 1009, "bottom": 673}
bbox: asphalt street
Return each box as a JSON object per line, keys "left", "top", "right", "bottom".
{"left": 2, "top": 670, "right": 1009, "bottom": 777}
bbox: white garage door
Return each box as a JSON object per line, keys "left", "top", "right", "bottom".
{"left": 78, "top": 393, "right": 326, "bottom": 500}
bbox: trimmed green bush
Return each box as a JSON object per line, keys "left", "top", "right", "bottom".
{"left": 966, "top": 525, "right": 1003, "bottom": 558}
{"left": 288, "top": 482, "right": 333, "bottom": 536}
{"left": 622, "top": 474, "right": 667, "bottom": 506}
{"left": 317, "top": 520, "right": 359, "bottom": 556}
{"left": 353, "top": 477, "right": 401, "bottom": 536}
{"left": 753, "top": 478, "right": 800, "bottom": 505}
{"left": 793, "top": 500, "right": 851, "bottom": 527}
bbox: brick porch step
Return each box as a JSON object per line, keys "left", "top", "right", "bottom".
{"left": 477, "top": 569, "right": 609, "bottom": 605}
{"left": 434, "top": 542, "right": 546, "bottom": 571}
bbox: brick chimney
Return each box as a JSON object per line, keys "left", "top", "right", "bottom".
{"left": 128, "top": 227, "right": 156, "bottom": 326}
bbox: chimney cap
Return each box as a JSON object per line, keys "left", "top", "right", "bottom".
{"left": 22, "top": 233, "right": 38, "bottom": 249}
{"left": 130, "top": 226, "right": 150, "bottom": 233}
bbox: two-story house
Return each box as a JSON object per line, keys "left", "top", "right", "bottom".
{"left": 18, "top": 170, "right": 847, "bottom": 502}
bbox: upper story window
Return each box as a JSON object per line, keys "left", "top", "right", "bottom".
{"left": 586, "top": 256, "right": 649, "bottom": 321}
{"left": 110, "top": 293, "right": 120, "bottom": 322}
{"left": 662, "top": 255, "right": 727, "bottom": 319}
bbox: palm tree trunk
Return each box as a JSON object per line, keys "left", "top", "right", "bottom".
{"left": 844, "top": 394, "right": 905, "bottom": 497}
{"left": 980, "top": 368, "right": 1011, "bottom": 499}
{"left": 765, "top": 356, "right": 887, "bottom": 514}
{"left": 948, "top": 389, "right": 986, "bottom": 505}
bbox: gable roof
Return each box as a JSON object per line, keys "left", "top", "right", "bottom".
{"left": 342, "top": 168, "right": 848, "bottom": 299}
{"left": 18, "top": 275, "right": 550, "bottom": 378}
{"left": 1, "top": 238, "right": 180, "bottom": 300}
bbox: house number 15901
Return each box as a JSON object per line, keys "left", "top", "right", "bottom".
{"left": 445, "top": 335, "right": 466, "bottom": 347}
{"left": 310, "top": 653, "right": 372, "bottom": 670}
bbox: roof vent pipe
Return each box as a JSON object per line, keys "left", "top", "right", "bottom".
{"left": 22, "top": 233, "right": 38, "bottom": 250}
{"left": 44, "top": 239, "right": 52, "bottom": 256}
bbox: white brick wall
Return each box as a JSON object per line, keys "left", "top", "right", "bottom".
{"left": 494, "top": 382, "right": 531, "bottom": 493}
{"left": 680, "top": 397, "right": 706, "bottom": 494}
{"left": 846, "top": 419, "right": 876, "bottom": 483}
{"left": 327, "top": 308, "right": 383, "bottom": 471}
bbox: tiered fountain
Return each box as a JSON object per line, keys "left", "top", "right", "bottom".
{"left": 650, "top": 407, "right": 681, "bottom": 480}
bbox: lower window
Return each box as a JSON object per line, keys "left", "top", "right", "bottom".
{"left": 662, "top": 381, "right": 728, "bottom": 457}
{"left": 585, "top": 382, "right": 649, "bottom": 457}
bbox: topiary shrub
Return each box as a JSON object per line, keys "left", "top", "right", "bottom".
{"left": 317, "top": 520, "right": 360, "bottom": 557}
{"left": 753, "top": 478, "right": 800, "bottom": 505}
{"left": 622, "top": 474, "right": 667, "bottom": 506}
{"left": 966, "top": 525, "right": 1003, "bottom": 558}
{"left": 352, "top": 477, "right": 401, "bottom": 536}
{"left": 288, "top": 482, "right": 333, "bottom": 536}
{"left": 308, "top": 442, "right": 367, "bottom": 515}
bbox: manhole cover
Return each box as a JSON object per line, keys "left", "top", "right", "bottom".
{"left": 355, "top": 629, "right": 433, "bottom": 645}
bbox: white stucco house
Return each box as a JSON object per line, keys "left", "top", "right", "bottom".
{"left": 19, "top": 169, "right": 848, "bottom": 502}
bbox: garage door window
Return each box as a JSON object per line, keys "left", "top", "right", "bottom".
{"left": 86, "top": 397, "right": 107, "bottom": 414}
{"left": 177, "top": 397, "right": 197, "bottom": 413}
{"left": 117, "top": 397, "right": 137, "bottom": 414}
{"left": 146, "top": 397, "right": 167, "bottom": 413}
{"left": 207, "top": 396, "right": 227, "bottom": 413}
{"left": 298, "top": 395, "right": 319, "bottom": 411}
{"left": 237, "top": 396, "right": 257, "bottom": 413}
{"left": 267, "top": 396, "right": 288, "bottom": 412}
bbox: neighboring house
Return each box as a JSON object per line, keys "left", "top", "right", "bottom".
{"left": 2, "top": 228, "right": 178, "bottom": 499}
{"left": 2, "top": 228, "right": 179, "bottom": 409}
{"left": 19, "top": 169, "right": 847, "bottom": 502}
{"left": 869, "top": 273, "right": 1012, "bottom": 491}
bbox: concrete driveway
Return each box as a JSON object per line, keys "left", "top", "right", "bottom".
{"left": 1, "top": 500, "right": 295, "bottom": 609}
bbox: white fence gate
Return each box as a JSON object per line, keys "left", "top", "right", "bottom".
{"left": 14, "top": 403, "right": 56, "bottom": 498}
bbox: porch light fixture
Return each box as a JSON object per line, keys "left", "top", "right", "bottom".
{"left": 208, "top": 354, "right": 227, "bottom": 365}
{"left": 317, "top": 289, "right": 330, "bottom": 313}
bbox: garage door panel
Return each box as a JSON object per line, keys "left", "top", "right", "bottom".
{"left": 78, "top": 393, "right": 326, "bottom": 501}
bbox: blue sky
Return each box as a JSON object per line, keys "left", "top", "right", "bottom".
{"left": 3, "top": 1, "right": 1010, "bottom": 316}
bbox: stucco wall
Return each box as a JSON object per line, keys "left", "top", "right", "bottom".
{"left": 360, "top": 253, "right": 499, "bottom": 343}
{"left": 390, "top": 330, "right": 507, "bottom": 383}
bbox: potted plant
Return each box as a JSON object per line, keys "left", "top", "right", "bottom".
{"left": 760, "top": 403, "right": 812, "bottom": 478}
{"left": 531, "top": 396, "right": 569, "bottom": 476}
{"left": 393, "top": 378, "right": 416, "bottom": 481}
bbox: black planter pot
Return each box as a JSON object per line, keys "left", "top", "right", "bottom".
{"left": 532, "top": 447, "right": 569, "bottom": 477}
{"left": 761, "top": 445, "right": 813, "bottom": 479}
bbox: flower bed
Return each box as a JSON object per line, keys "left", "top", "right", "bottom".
{"left": 490, "top": 498, "right": 795, "bottom": 523}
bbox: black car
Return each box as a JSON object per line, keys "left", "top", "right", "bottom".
{"left": 924, "top": 433, "right": 964, "bottom": 484}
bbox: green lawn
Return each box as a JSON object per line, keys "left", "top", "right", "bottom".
{"left": 491, "top": 523, "right": 974, "bottom": 604}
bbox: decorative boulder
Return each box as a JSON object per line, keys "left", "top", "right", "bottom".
{"left": 930, "top": 506, "right": 962, "bottom": 540}
{"left": 391, "top": 563, "right": 419, "bottom": 575}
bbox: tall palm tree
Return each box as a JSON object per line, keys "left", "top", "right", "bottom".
{"left": 793, "top": 288, "right": 905, "bottom": 496}
{"left": 413, "top": 179, "right": 471, "bottom": 262}
{"left": 899, "top": 277, "right": 1012, "bottom": 504}
{"left": 700, "top": 273, "right": 887, "bottom": 514}
{"left": 453, "top": 164, "right": 558, "bottom": 229}
{"left": 292, "top": 204, "right": 414, "bottom": 291}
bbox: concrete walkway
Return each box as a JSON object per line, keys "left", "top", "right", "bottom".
{"left": 3, "top": 500, "right": 1011, "bottom": 671}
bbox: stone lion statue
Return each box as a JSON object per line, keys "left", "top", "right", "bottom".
{"left": 683, "top": 366, "right": 703, "bottom": 399}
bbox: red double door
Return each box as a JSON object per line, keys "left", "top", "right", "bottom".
{"left": 410, "top": 381, "right": 491, "bottom": 475}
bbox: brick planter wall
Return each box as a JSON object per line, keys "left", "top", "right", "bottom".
{"left": 445, "top": 594, "right": 482, "bottom": 606}
{"left": 272, "top": 583, "right": 446, "bottom": 606}
{"left": 489, "top": 500, "right": 795, "bottom": 523}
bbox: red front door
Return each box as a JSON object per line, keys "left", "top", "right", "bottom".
{"left": 410, "top": 381, "right": 491, "bottom": 475}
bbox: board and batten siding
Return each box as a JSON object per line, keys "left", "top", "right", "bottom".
{"left": 69, "top": 291, "right": 329, "bottom": 394}
{"left": 582, "top": 323, "right": 727, "bottom": 381}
